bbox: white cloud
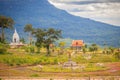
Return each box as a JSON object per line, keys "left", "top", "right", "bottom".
{"left": 48, "top": 0, "right": 120, "bottom": 26}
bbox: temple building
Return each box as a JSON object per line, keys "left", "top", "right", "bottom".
{"left": 71, "top": 40, "right": 84, "bottom": 51}
{"left": 10, "top": 29, "right": 25, "bottom": 48}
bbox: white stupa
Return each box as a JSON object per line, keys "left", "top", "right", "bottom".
{"left": 10, "top": 29, "right": 25, "bottom": 48}
{"left": 12, "top": 29, "right": 20, "bottom": 43}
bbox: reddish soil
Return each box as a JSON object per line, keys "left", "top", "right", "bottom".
{"left": 0, "top": 62, "right": 120, "bottom": 77}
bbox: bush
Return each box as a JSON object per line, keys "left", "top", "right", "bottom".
{"left": 30, "top": 74, "right": 39, "bottom": 77}
{"left": 54, "top": 58, "right": 58, "bottom": 64}
{"left": 24, "top": 46, "right": 29, "bottom": 52}
{"left": 23, "top": 46, "right": 35, "bottom": 53}
{"left": 0, "top": 47, "right": 7, "bottom": 54}
{"left": 0, "top": 43, "right": 7, "bottom": 54}
{"left": 114, "top": 52, "right": 120, "bottom": 59}
{"left": 30, "top": 46, "right": 35, "bottom": 53}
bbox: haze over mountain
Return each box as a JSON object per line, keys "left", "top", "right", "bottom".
{"left": 0, "top": 0, "right": 120, "bottom": 47}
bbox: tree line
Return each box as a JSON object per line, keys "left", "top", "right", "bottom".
{"left": 0, "top": 15, "right": 62, "bottom": 55}
{"left": 0, "top": 15, "right": 120, "bottom": 58}
{"left": 24, "top": 24, "right": 61, "bottom": 55}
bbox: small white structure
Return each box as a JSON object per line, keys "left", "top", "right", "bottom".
{"left": 96, "top": 63, "right": 104, "bottom": 67}
{"left": 12, "top": 29, "right": 20, "bottom": 43}
{"left": 63, "top": 60, "right": 78, "bottom": 69}
{"left": 10, "top": 29, "right": 25, "bottom": 48}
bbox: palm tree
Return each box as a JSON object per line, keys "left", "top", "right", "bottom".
{"left": 0, "top": 15, "right": 14, "bottom": 43}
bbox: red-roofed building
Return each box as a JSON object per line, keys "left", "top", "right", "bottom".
{"left": 71, "top": 40, "right": 84, "bottom": 50}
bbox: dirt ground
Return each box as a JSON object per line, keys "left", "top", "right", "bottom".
{"left": 0, "top": 62, "right": 120, "bottom": 77}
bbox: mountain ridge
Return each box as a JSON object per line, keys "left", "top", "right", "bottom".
{"left": 0, "top": 0, "right": 120, "bottom": 47}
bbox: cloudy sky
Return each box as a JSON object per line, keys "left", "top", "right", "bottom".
{"left": 48, "top": 0, "right": 120, "bottom": 26}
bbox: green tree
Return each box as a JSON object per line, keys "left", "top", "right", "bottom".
{"left": 102, "top": 42, "right": 109, "bottom": 54}
{"left": 29, "top": 27, "right": 62, "bottom": 55}
{"left": 103, "top": 46, "right": 115, "bottom": 54}
{"left": 24, "top": 24, "right": 33, "bottom": 45}
{"left": 33, "top": 28, "right": 45, "bottom": 53}
{"left": 43, "top": 28, "right": 62, "bottom": 56}
{"left": 89, "top": 44, "right": 98, "bottom": 53}
{"left": 82, "top": 44, "right": 87, "bottom": 54}
{"left": 114, "top": 52, "right": 120, "bottom": 59}
{"left": 29, "top": 45, "right": 35, "bottom": 54}
{"left": 109, "top": 47, "right": 115, "bottom": 54}
{"left": 0, "top": 15, "right": 14, "bottom": 43}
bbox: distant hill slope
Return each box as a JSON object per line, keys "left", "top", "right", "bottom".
{"left": 0, "top": 0, "right": 120, "bottom": 47}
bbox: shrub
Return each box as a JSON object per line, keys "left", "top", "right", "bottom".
{"left": 23, "top": 46, "right": 29, "bottom": 52}
{"left": 114, "top": 52, "right": 120, "bottom": 59}
{"left": 24, "top": 46, "right": 35, "bottom": 53}
{"left": 30, "top": 74, "right": 39, "bottom": 77}
{"left": 54, "top": 58, "right": 58, "bottom": 64}
{"left": 0, "top": 43, "right": 7, "bottom": 54}
{"left": 30, "top": 46, "right": 35, "bottom": 53}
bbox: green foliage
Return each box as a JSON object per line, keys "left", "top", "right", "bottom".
{"left": 0, "top": 53, "right": 61, "bottom": 66}
{"left": 24, "top": 25, "right": 62, "bottom": 55}
{"left": 0, "top": 15, "right": 14, "bottom": 42}
{"left": 83, "top": 63, "right": 106, "bottom": 72}
{"left": 103, "top": 47, "right": 115, "bottom": 54}
{"left": 24, "top": 46, "right": 29, "bottom": 52}
{"left": 24, "top": 24, "right": 33, "bottom": 45}
{"left": 29, "top": 63, "right": 107, "bottom": 73}
{"left": 33, "top": 28, "right": 45, "bottom": 53}
{"left": 23, "top": 46, "right": 35, "bottom": 53}
{"left": 29, "top": 46, "right": 35, "bottom": 53}
{"left": 53, "top": 58, "right": 58, "bottom": 64}
{"left": 114, "top": 52, "right": 120, "bottom": 59}
{"left": 0, "top": 47, "right": 119, "bottom": 67}
{"left": 43, "top": 28, "right": 62, "bottom": 55}
{"left": 56, "top": 38, "right": 73, "bottom": 47}
{"left": 59, "top": 41, "right": 66, "bottom": 47}
{"left": 20, "top": 38, "right": 25, "bottom": 43}
{"left": 58, "top": 41, "right": 66, "bottom": 55}
{"left": 30, "top": 74, "right": 39, "bottom": 77}
{"left": 89, "top": 44, "right": 99, "bottom": 53}
{"left": 0, "top": 55, "right": 33, "bottom": 66}
{"left": 32, "top": 28, "right": 62, "bottom": 55}
{"left": 0, "top": 43, "right": 10, "bottom": 54}
{"left": 24, "top": 24, "right": 33, "bottom": 32}
{"left": 108, "top": 47, "right": 115, "bottom": 53}
{"left": 73, "top": 54, "right": 119, "bottom": 63}
{"left": 82, "top": 45, "right": 87, "bottom": 54}
{"left": 0, "top": 43, "right": 7, "bottom": 54}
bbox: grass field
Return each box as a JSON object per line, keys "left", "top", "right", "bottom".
{"left": 0, "top": 47, "right": 120, "bottom": 77}
{"left": 0, "top": 48, "right": 119, "bottom": 66}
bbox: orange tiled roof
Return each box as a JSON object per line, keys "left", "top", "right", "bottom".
{"left": 71, "top": 40, "right": 84, "bottom": 47}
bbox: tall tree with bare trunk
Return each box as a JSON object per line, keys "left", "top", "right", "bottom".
{"left": 0, "top": 15, "right": 14, "bottom": 43}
